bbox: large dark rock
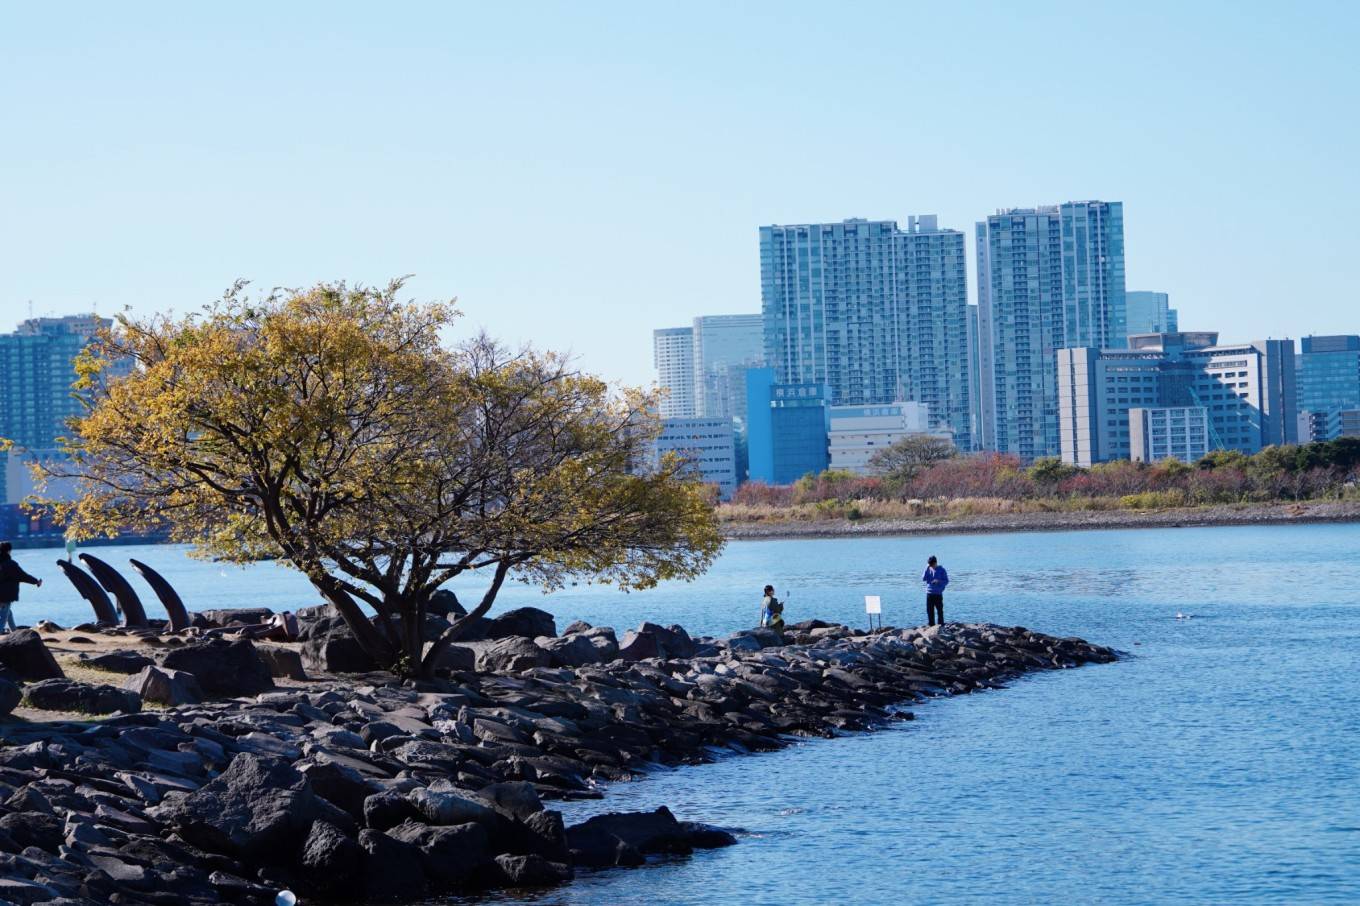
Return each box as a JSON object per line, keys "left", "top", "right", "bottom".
{"left": 620, "top": 622, "right": 696, "bottom": 661}
{"left": 565, "top": 807, "right": 734, "bottom": 862}
{"left": 164, "top": 753, "right": 332, "bottom": 859}
{"left": 476, "top": 637, "right": 551, "bottom": 673}
{"left": 428, "top": 589, "right": 467, "bottom": 619}
{"left": 300, "top": 760, "right": 375, "bottom": 821}
{"left": 23, "top": 678, "right": 141, "bottom": 715}
{"left": 491, "top": 853, "right": 572, "bottom": 886}
{"left": 255, "top": 644, "right": 307, "bottom": 680}
{"left": 301, "top": 616, "right": 378, "bottom": 674}
{"left": 0, "top": 677, "right": 20, "bottom": 716}
{"left": 300, "top": 819, "right": 362, "bottom": 896}
{"left": 363, "top": 790, "right": 420, "bottom": 831}
{"left": 386, "top": 819, "right": 489, "bottom": 886}
{"left": 358, "top": 828, "right": 428, "bottom": 901}
{"left": 123, "top": 665, "right": 204, "bottom": 707}
{"left": 0, "top": 629, "right": 64, "bottom": 680}
{"left": 84, "top": 649, "right": 155, "bottom": 674}
{"left": 193, "top": 607, "right": 274, "bottom": 628}
{"left": 535, "top": 633, "right": 606, "bottom": 668}
{"left": 161, "top": 639, "right": 274, "bottom": 697}
{"left": 463, "top": 606, "right": 556, "bottom": 641}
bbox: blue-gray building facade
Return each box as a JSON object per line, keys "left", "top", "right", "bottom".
{"left": 976, "top": 201, "right": 1126, "bottom": 459}
{"left": 745, "top": 367, "right": 829, "bottom": 485}
{"left": 1125, "top": 291, "right": 1179, "bottom": 337}
{"left": 759, "top": 216, "right": 972, "bottom": 450}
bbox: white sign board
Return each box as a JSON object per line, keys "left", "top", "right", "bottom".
{"left": 864, "top": 595, "right": 882, "bottom": 615}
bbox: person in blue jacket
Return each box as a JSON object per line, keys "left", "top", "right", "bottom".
{"left": 922, "top": 555, "right": 948, "bottom": 627}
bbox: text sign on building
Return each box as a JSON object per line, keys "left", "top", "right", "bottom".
{"left": 864, "top": 595, "right": 882, "bottom": 614}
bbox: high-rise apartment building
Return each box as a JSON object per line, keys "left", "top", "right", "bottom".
{"left": 1057, "top": 332, "right": 1297, "bottom": 467}
{"left": 1125, "top": 291, "right": 1179, "bottom": 337}
{"left": 690, "top": 314, "right": 763, "bottom": 424}
{"left": 976, "top": 201, "right": 1126, "bottom": 458}
{"left": 653, "top": 326, "right": 696, "bottom": 418}
{"left": 0, "top": 314, "right": 117, "bottom": 504}
{"left": 759, "top": 216, "right": 972, "bottom": 449}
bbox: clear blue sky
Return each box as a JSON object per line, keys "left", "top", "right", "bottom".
{"left": 3, "top": 1, "right": 1357, "bottom": 387}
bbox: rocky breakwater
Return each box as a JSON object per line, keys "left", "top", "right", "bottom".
{"left": 0, "top": 620, "right": 1115, "bottom": 904}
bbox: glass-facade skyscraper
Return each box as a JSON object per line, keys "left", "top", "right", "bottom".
{"left": 1126, "top": 291, "right": 1179, "bottom": 337}
{"left": 976, "top": 201, "right": 1126, "bottom": 458}
{"left": 1296, "top": 335, "right": 1360, "bottom": 412}
{"left": 759, "top": 216, "right": 972, "bottom": 450}
{"left": 690, "top": 314, "right": 763, "bottom": 424}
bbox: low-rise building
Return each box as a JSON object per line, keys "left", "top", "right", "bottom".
{"left": 828, "top": 402, "right": 940, "bottom": 474}
{"left": 746, "top": 367, "right": 828, "bottom": 485}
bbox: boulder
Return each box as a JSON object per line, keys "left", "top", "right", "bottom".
{"left": 363, "top": 790, "right": 420, "bottom": 831}
{"left": 22, "top": 678, "right": 141, "bottom": 715}
{"left": 161, "top": 639, "right": 274, "bottom": 697}
{"left": 408, "top": 787, "right": 499, "bottom": 827}
{"left": 428, "top": 589, "right": 467, "bottom": 619}
{"left": 300, "top": 819, "right": 362, "bottom": 896}
{"left": 616, "top": 629, "right": 659, "bottom": 662}
{"left": 299, "top": 760, "right": 375, "bottom": 821}
{"left": 358, "top": 828, "right": 428, "bottom": 901}
{"left": 386, "top": 819, "right": 489, "bottom": 886}
{"left": 475, "top": 636, "right": 551, "bottom": 673}
{"left": 426, "top": 642, "right": 477, "bottom": 672}
{"left": 164, "top": 753, "right": 330, "bottom": 858}
{"left": 301, "top": 619, "right": 377, "bottom": 674}
{"left": 0, "top": 629, "right": 64, "bottom": 680}
{"left": 617, "top": 622, "right": 697, "bottom": 662}
{"left": 84, "top": 649, "right": 155, "bottom": 674}
{"left": 491, "top": 853, "right": 572, "bottom": 886}
{"left": 581, "top": 625, "right": 620, "bottom": 661}
{"left": 565, "top": 806, "right": 730, "bottom": 860}
{"left": 193, "top": 607, "right": 274, "bottom": 628}
{"left": 464, "top": 606, "right": 556, "bottom": 641}
{"left": 255, "top": 644, "right": 307, "bottom": 680}
{"left": 0, "top": 677, "right": 20, "bottom": 716}
{"left": 535, "top": 633, "right": 605, "bottom": 668}
{"left": 123, "top": 665, "right": 204, "bottom": 707}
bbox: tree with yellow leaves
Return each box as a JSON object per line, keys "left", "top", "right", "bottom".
{"left": 43, "top": 280, "right": 723, "bottom": 676}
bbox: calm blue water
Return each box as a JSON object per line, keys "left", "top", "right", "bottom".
{"left": 12, "top": 524, "right": 1360, "bottom": 904}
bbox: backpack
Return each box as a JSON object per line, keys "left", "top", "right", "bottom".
{"left": 768, "top": 597, "right": 783, "bottom": 615}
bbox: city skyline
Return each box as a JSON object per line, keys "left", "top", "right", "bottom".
{"left": 5, "top": 4, "right": 1358, "bottom": 391}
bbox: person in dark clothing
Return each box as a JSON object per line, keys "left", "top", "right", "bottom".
{"left": 760, "top": 584, "right": 782, "bottom": 628}
{"left": 0, "top": 541, "right": 42, "bottom": 633}
{"left": 922, "top": 555, "right": 948, "bottom": 627}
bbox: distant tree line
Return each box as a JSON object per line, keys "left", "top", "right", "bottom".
{"left": 730, "top": 435, "right": 1360, "bottom": 511}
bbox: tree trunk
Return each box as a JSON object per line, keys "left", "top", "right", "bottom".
{"left": 315, "top": 580, "right": 399, "bottom": 670}
{"left": 419, "top": 561, "right": 510, "bottom": 677}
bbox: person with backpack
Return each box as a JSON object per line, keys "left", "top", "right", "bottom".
{"left": 760, "top": 584, "right": 784, "bottom": 628}
{"left": 922, "top": 555, "right": 948, "bottom": 627}
{"left": 0, "top": 541, "right": 42, "bottom": 633}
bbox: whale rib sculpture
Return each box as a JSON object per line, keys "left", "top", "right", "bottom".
{"left": 128, "top": 559, "right": 190, "bottom": 632}
{"left": 55, "top": 559, "right": 119, "bottom": 625}
{"left": 78, "top": 553, "right": 149, "bottom": 628}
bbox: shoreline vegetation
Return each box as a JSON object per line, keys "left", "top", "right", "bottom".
{"left": 719, "top": 499, "right": 1360, "bottom": 539}
{"left": 721, "top": 436, "right": 1360, "bottom": 540}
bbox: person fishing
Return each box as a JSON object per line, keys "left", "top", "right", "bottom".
{"left": 759, "top": 584, "right": 784, "bottom": 628}
{"left": 0, "top": 541, "right": 42, "bottom": 633}
{"left": 922, "top": 555, "right": 948, "bottom": 627}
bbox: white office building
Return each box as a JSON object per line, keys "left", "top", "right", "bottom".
{"left": 1129, "top": 407, "right": 1210, "bottom": 463}
{"left": 828, "top": 402, "right": 943, "bottom": 474}
{"left": 653, "top": 326, "right": 697, "bottom": 418}
{"left": 654, "top": 417, "right": 738, "bottom": 499}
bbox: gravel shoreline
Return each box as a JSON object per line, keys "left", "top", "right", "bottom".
{"left": 720, "top": 500, "right": 1360, "bottom": 540}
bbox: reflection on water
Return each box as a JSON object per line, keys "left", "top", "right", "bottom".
{"left": 13, "top": 524, "right": 1360, "bottom": 904}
